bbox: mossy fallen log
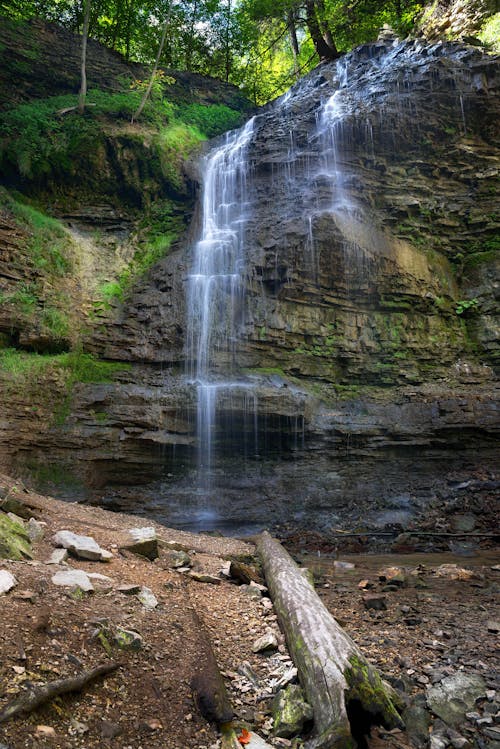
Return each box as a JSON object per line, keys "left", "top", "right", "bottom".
{"left": 257, "top": 531, "right": 403, "bottom": 749}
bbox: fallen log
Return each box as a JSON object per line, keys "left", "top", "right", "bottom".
{"left": 188, "top": 605, "right": 233, "bottom": 726}
{"left": 0, "top": 662, "right": 119, "bottom": 723}
{"left": 258, "top": 531, "right": 403, "bottom": 749}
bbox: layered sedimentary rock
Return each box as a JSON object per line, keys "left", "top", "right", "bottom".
{"left": 1, "top": 36, "right": 499, "bottom": 530}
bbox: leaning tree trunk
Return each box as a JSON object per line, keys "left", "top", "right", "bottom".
{"left": 78, "top": 0, "right": 91, "bottom": 114}
{"left": 258, "top": 532, "right": 403, "bottom": 749}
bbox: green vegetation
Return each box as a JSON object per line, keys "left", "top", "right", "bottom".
{"left": 0, "top": 89, "right": 243, "bottom": 183}
{"left": 456, "top": 298, "right": 479, "bottom": 316}
{"left": 2, "top": 0, "right": 431, "bottom": 105}
{"left": 478, "top": 12, "right": 500, "bottom": 53}
{"left": 0, "top": 348, "right": 130, "bottom": 425}
{"left": 155, "top": 122, "right": 205, "bottom": 190}
{"left": 0, "top": 189, "right": 72, "bottom": 276}
{"left": 0, "top": 348, "right": 127, "bottom": 386}
{"left": 176, "top": 103, "right": 245, "bottom": 138}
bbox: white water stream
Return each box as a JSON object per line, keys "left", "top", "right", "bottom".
{"left": 186, "top": 117, "right": 256, "bottom": 482}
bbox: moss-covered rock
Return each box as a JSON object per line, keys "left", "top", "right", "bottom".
{"left": 0, "top": 512, "right": 32, "bottom": 560}
{"left": 272, "top": 684, "right": 314, "bottom": 738}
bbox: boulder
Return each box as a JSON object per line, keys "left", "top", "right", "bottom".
{"left": 272, "top": 684, "right": 314, "bottom": 738}
{"left": 0, "top": 513, "right": 32, "bottom": 560}
{"left": 51, "top": 568, "right": 94, "bottom": 592}
{"left": 120, "top": 527, "right": 158, "bottom": 560}
{"left": 426, "top": 673, "right": 486, "bottom": 726}
{"left": 52, "top": 530, "right": 112, "bottom": 562}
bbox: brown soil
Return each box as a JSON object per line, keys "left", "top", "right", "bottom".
{"left": 0, "top": 473, "right": 498, "bottom": 749}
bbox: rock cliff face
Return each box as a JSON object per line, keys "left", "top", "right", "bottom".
{"left": 1, "top": 33, "right": 499, "bottom": 533}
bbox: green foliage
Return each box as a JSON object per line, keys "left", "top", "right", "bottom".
{"left": 455, "top": 298, "right": 479, "bottom": 316}
{"left": 0, "top": 348, "right": 128, "bottom": 384}
{"left": 41, "top": 307, "right": 70, "bottom": 338}
{"left": 155, "top": 121, "right": 205, "bottom": 189}
{"left": 478, "top": 12, "right": 500, "bottom": 53}
{"left": 176, "top": 103, "right": 245, "bottom": 137}
{"left": 0, "top": 190, "right": 73, "bottom": 327}
{"left": 0, "top": 88, "right": 176, "bottom": 181}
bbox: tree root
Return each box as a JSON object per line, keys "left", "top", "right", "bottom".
{"left": 0, "top": 662, "right": 120, "bottom": 723}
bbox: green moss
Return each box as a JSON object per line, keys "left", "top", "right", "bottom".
{"left": 344, "top": 654, "right": 403, "bottom": 729}
{"left": 0, "top": 348, "right": 130, "bottom": 424}
{"left": 0, "top": 513, "right": 32, "bottom": 560}
{"left": 155, "top": 122, "right": 205, "bottom": 191}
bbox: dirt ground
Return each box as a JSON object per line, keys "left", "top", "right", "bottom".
{"left": 0, "top": 473, "right": 498, "bottom": 749}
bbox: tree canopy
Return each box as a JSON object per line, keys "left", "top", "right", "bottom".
{"left": 2, "top": 0, "right": 424, "bottom": 102}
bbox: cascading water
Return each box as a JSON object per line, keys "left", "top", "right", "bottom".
{"left": 186, "top": 117, "right": 256, "bottom": 492}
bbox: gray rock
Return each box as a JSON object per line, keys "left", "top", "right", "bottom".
{"left": 363, "top": 593, "right": 387, "bottom": 610}
{"left": 272, "top": 684, "right": 313, "bottom": 738}
{"left": 117, "top": 584, "right": 141, "bottom": 595}
{"left": 27, "top": 518, "right": 45, "bottom": 541}
{"left": 430, "top": 735, "right": 448, "bottom": 749}
{"left": 87, "top": 573, "right": 114, "bottom": 590}
{"left": 114, "top": 627, "right": 143, "bottom": 650}
{"left": 244, "top": 734, "right": 274, "bottom": 749}
{"left": 487, "top": 621, "right": 500, "bottom": 634}
{"left": 121, "top": 527, "right": 159, "bottom": 561}
{"left": 137, "top": 587, "right": 158, "bottom": 609}
{"left": 241, "top": 583, "right": 262, "bottom": 600}
{"left": 450, "top": 514, "right": 476, "bottom": 532}
{"left": 252, "top": 632, "right": 278, "bottom": 653}
{"left": 46, "top": 548, "right": 68, "bottom": 565}
{"left": 162, "top": 550, "right": 192, "bottom": 568}
{"left": 51, "top": 569, "right": 94, "bottom": 592}
{"left": 189, "top": 571, "right": 220, "bottom": 584}
{"left": 0, "top": 570, "right": 17, "bottom": 594}
{"left": 52, "top": 531, "right": 112, "bottom": 562}
{"left": 426, "top": 673, "right": 486, "bottom": 726}
{"left": 402, "top": 702, "right": 432, "bottom": 748}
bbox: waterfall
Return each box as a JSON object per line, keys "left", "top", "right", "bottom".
{"left": 186, "top": 117, "right": 256, "bottom": 485}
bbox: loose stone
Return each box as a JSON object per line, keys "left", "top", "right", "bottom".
{"left": 0, "top": 570, "right": 17, "bottom": 594}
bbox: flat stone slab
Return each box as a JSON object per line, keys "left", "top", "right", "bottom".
{"left": 426, "top": 673, "right": 486, "bottom": 726}
{"left": 0, "top": 570, "right": 17, "bottom": 594}
{"left": 51, "top": 569, "right": 94, "bottom": 592}
{"left": 53, "top": 530, "right": 112, "bottom": 562}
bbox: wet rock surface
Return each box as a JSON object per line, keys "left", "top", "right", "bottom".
{"left": 0, "top": 35, "right": 498, "bottom": 539}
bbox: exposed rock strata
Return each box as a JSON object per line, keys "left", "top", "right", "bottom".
{"left": 1, "top": 35, "right": 499, "bottom": 531}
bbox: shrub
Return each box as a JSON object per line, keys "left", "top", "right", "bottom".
{"left": 176, "top": 103, "right": 245, "bottom": 138}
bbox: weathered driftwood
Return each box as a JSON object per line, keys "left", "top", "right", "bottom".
{"left": 258, "top": 532, "right": 403, "bottom": 749}
{"left": 0, "top": 662, "right": 119, "bottom": 723}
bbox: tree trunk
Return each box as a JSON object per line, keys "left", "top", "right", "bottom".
{"left": 224, "top": 0, "right": 232, "bottom": 83}
{"left": 305, "top": 0, "right": 338, "bottom": 61}
{"left": 287, "top": 10, "right": 300, "bottom": 80}
{"left": 131, "top": 15, "right": 169, "bottom": 123}
{"left": 78, "top": 0, "right": 91, "bottom": 114}
{"left": 257, "top": 532, "right": 403, "bottom": 749}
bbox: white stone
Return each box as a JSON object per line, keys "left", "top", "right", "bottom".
{"left": 0, "top": 570, "right": 17, "bottom": 594}
{"left": 129, "top": 526, "right": 156, "bottom": 542}
{"left": 52, "top": 530, "right": 112, "bottom": 562}
{"left": 46, "top": 548, "right": 68, "bottom": 565}
{"left": 137, "top": 587, "right": 158, "bottom": 609}
{"left": 51, "top": 569, "right": 94, "bottom": 592}
{"left": 252, "top": 632, "right": 278, "bottom": 653}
